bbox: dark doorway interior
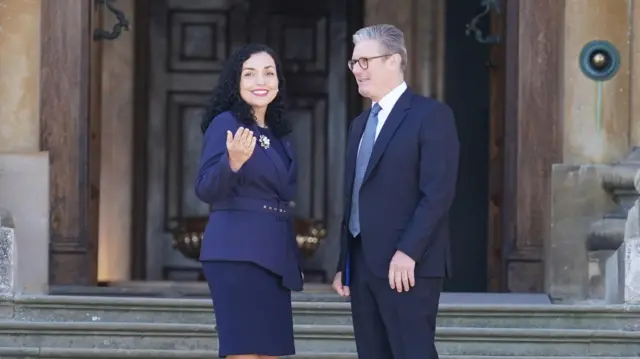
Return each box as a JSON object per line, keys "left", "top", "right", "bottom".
{"left": 443, "top": 0, "right": 491, "bottom": 292}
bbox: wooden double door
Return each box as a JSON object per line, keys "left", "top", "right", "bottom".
{"left": 135, "top": 0, "right": 360, "bottom": 281}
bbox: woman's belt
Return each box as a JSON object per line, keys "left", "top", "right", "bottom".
{"left": 210, "top": 197, "right": 294, "bottom": 217}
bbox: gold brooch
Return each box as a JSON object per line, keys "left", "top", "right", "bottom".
{"left": 259, "top": 134, "right": 270, "bottom": 149}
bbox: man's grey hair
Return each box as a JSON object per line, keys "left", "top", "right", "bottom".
{"left": 353, "top": 24, "right": 407, "bottom": 71}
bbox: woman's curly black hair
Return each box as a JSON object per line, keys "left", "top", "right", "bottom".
{"left": 200, "top": 43, "right": 291, "bottom": 138}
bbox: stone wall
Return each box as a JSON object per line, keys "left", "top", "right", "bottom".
{"left": 0, "top": 0, "right": 47, "bottom": 295}
{"left": 0, "top": 0, "right": 41, "bottom": 152}
{"left": 546, "top": 0, "right": 640, "bottom": 302}
{"left": 0, "top": 153, "right": 49, "bottom": 295}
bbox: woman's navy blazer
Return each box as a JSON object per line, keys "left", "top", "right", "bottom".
{"left": 195, "top": 111, "right": 303, "bottom": 291}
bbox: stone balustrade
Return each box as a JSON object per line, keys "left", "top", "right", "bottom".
{"left": 604, "top": 169, "right": 640, "bottom": 304}
{"left": 548, "top": 148, "right": 640, "bottom": 303}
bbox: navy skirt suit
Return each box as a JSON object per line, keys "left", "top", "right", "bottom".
{"left": 195, "top": 111, "right": 303, "bottom": 357}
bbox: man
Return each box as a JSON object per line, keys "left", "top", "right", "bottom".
{"left": 333, "top": 24, "right": 459, "bottom": 359}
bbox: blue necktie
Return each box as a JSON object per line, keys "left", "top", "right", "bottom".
{"left": 349, "top": 103, "right": 382, "bottom": 237}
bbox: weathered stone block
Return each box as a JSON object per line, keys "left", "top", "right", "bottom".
{"left": 608, "top": 168, "right": 640, "bottom": 304}
{"left": 0, "top": 209, "right": 15, "bottom": 294}
{"left": 0, "top": 152, "right": 50, "bottom": 295}
{"left": 624, "top": 238, "right": 640, "bottom": 303}
{"left": 605, "top": 246, "right": 624, "bottom": 303}
{"left": 547, "top": 164, "right": 618, "bottom": 303}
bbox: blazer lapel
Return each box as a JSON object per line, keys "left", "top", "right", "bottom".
{"left": 362, "top": 89, "right": 412, "bottom": 183}
{"left": 282, "top": 135, "right": 295, "bottom": 176}
{"left": 281, "top": 135, "right": 297, "bottom": 198}
{"left": 251, "top": 123, "right": 288, "bottom": 194}
{"left": 345, "top": 111, "right": 369, "bottom": 190}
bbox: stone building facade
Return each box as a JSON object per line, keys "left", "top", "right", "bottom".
{"left": 1, "top": 0, "right": 639, "bottom": 303}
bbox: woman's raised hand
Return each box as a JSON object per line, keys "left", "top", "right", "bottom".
{"left": 227, "top": 127, "right": 256, "bottom": 172}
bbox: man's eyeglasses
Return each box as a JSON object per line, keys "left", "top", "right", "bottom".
{"left": 347, "top": 54, "right": 393, "bottom": 70}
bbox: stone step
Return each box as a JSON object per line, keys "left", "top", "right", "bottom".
{"left": 48, "top": 283, "right": 553, "bottom": 304}
{"left": 2, "top": 347, "right": 640, "bottom": 359}
{"left": 0, "top": 321, "right": 639, "bottom": 357}
{"left": 4, "top": 294, "right": 640, "bottom": 330}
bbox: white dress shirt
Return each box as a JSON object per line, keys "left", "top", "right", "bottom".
{"left": 358, "top": 81, "right": 408, "bottom": 151}
{"left": 371, "top": 81, "right": 408, "bottom": 140}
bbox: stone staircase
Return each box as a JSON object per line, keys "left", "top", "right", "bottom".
{"left": 1, "top": 292, "right": 640, "bottom": 358}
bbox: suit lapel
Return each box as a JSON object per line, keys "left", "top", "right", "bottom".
{"left": 362, "top": 89, "right": 412, "bottom": 183}
{"left": 345, "top": 111, "right": 369, "bottom": 191}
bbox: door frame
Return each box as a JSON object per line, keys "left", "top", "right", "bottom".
{"left": 128, "top": 0, "right": 518, "bottom": 289}
{"left": 499, "top": 0, "right": 563, "bottom": 294}
{"left": 110, "top": 0, "right": 515, "bottom": 288}
{"left": 486, "top": 0, "right": 508, "bottom": 292}
{"left": 130, "top": 0, "right": 150, "bottom": 280}
{"left": 436, "top": 0, "right": 508, "bottom": 292}
{"left": 128, "top": 0, "right": 513, "bottom": 287}
{"left": 42, "top": 0, "right": 100, "bottom": 286}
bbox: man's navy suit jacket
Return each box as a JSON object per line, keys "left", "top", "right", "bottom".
{"left": 195, "top": 111, "right": 303, "bottom": 291}
{"left": 338, "top": 88, "right": 460, "bottom": 285}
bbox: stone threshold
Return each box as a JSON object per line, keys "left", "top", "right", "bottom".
{"left": 7, "top": 292, "right": 640, "bottom": 312}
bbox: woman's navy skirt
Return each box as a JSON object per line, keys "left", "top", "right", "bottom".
{"left": 202, "top": 260, "right": 295, "bottom": 357}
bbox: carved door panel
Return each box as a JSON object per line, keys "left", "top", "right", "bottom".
{"left": 146, "top": 0, "right": 349, "bottom": 281}
{"left": 147, "top": 0, "right": 253, "bottom": 280}
{"left": 252, "top": 0, "right": 349, "bottom": 281}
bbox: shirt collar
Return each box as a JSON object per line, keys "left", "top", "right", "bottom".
{"left": 373, "top": 81, "right": 408, "bottom": 111}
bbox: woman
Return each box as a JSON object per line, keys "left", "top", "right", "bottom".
{"left": 195, "top": 44, "right": 303, "bottom": 359}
